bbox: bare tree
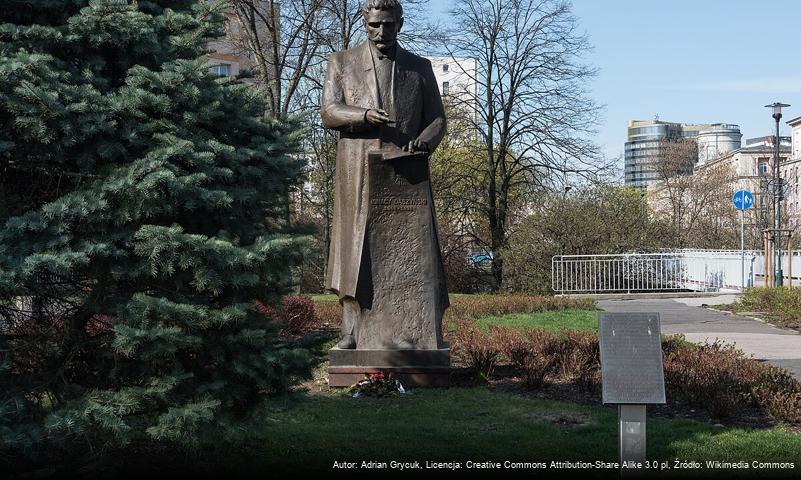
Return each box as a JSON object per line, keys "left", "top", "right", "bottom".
{"left": 227, "top": 0, "right": 327, "bottom": 116}
{"left": 225, "top": 0, "right": 435, "bottom": 117}
{"left": 303, "top": 122, "right": 338, "bottom": 255}
{"left": 437, "top": 0, "right": 605, "bottom": 289}
{"left": 650, "top": 138, "right": 738, "bottom": 248}
{"left": 650, "top": 138, "right": 697, "bottom": 246}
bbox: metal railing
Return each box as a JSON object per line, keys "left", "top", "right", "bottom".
{"left": 551, "top": 251, "right": 763, "bottom": 294}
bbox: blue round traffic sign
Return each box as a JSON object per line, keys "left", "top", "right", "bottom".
{"left": 732, "top": 190, "right": 754, "bottom": 211}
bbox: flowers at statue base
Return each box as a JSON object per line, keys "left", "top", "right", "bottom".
{"left": 350, "top": 371, "right": 408, "bottom": 398}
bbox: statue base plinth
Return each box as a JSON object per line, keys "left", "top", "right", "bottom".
{"left": 328, "top": 347, "right": 451, "bottom": 387}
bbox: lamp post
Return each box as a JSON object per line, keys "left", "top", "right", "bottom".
{"left": 766, "top": 102, "right": 790, "bottom": 287}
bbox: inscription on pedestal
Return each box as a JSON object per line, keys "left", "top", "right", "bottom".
{"left": 371, "top": 197, "right": 428, "bottom": 211}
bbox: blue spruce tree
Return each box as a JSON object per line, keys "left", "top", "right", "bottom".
{"left": 0, "top": 0, "right": 310, "bottom": 454}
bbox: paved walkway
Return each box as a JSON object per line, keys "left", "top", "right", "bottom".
{"left": 597, "top": 295, "right": 801, "bottom": 379}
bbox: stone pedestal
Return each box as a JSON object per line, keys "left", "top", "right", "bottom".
{"left": 328, "top": 347, "right": 451, "bottom": 387}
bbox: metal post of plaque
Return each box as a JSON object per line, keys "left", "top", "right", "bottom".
{"left": 599, "top": 312, "right": 666, "bottom": 476}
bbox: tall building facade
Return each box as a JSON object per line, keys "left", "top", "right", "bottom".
{"left": 426, "top": 56, "right": 477, "bottom": 100}
{"left": 781, "top": 116, "right": 801, "bottom": 227}
{"left": 426, "top": 56, "right": 478, "bottom": 141}
{"left": 206, "top": 1, "right": 278, "bottom": 83}
{"left": 206, "top": 8, "right": 250, "bottom": 78}
{"left": 624, "top": 119, "right": 741, "bottom": 191}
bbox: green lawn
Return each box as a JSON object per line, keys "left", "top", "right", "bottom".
{"left": 476, "top": 309, "right": 599, "bottom": 332}
{"left": 82, "top": 304, "right": 800, "bottom": 477}
{"left": 178, "top": 387, "right": 801, "bottom": 476}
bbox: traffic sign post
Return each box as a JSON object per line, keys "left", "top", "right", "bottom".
{"left": 733, "top": 190, "right": 754, "bottom": 291}
{"left": 732, "top": 190, "right": 754, "bottom": 211}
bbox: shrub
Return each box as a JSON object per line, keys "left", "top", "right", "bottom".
{"left": 276, "top": 296, "right": 318, "bottom": 335}
{"left": 660, "top": 334, "right": 690, "bottom": 355}
{"left": 735, "top": 287, "right": 801, "bottom": 329}
{"left": 449, "top": 316, "right": 801, "bottom": 422}
{"left": 490, "top": 327, "right": 599, "bottom": 390}
{"left": 751, "top": 364, "right": 801, "bottom": 423}
{"left": 560, "top": 330, "right": 600, "bottom": 390}
{"left": 664, "top": 341, "right": 758, "bottom": 418}
{"left": 452, "top": 321, "right": 500, "bottom": 379}
{"left": 487, "top": 326, "right": 560, "bottom": 389}
{"left": 662, "top": 339, "right": 801, "bottom": 422}
{"left": 313, "top": 301, "right": 342, "bottom": 330}
{"left": 253, "top": 295, "right": 320, "bottom": 336}
{"left": 311, "top": 291, "right": 801, "bottom": 423}
{"left": 517, "top": 329, "right": 560, "bottom": 389}
{"left": 752, "top": 363, "right": 800, "bottom": 394}
{"left": 491, "top": 325, "right": 533, "bottom": 367}
{"left": 756, "top": 389, "right": 801, "bottom": 423}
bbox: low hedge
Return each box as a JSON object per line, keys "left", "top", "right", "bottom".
{"left": 451, "top": 319, "right": 801, "bottom": 423}
{"left": 445, "top": 294, "right": 597, "bottom": 321}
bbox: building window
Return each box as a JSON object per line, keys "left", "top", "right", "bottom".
{"left": 211, "top": 64, "right": 231, "bottom": 77}
{"left": 758, "top": 159, "right": 769, "bottom": 176}
{"left": 443, "top": 64, "right": 449, "bottom": 72}
{"left": 442, "top": 81, "right": 450, "bottom": 95}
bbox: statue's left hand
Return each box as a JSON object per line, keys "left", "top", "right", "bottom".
{"left": 406, "top": 139, "right": 430, "bottom": 153}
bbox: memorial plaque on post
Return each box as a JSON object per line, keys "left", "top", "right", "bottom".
{"left": 599, "top": 312, "right": 666, "bottom": 405}
{"left": 599, "top": 312, "right": 666, "bottom": 472}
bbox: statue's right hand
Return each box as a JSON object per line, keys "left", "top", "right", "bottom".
{"left": 365, "top": 109, "right": 392, "bottom": 126}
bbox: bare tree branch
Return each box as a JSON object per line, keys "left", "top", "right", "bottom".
{"left": 431, "top": 0, "right": 606, "bottom": 289}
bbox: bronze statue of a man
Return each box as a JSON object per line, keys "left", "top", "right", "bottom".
{"left": 321, "top": 0, "right": 449, "bottom": 352}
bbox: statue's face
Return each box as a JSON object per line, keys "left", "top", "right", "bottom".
{"left": 364, "top": 8, "right": 403, "bottom": 53}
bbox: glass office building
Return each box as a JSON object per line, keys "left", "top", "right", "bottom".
{"left": 624, "top": 120, "right": 740, "bottom": 191}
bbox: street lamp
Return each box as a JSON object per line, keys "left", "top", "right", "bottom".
{"left": 766, "top": 102, "right": 790, "bottom": 287}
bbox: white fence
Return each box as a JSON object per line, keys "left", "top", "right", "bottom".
{"left": 551, "top": 250, "right": 771, "bottom": 294}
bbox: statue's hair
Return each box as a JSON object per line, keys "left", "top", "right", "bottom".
{"left": 361, "top": 0, "right": 403, "bottom": 21}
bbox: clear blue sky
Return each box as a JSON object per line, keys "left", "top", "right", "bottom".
{"left": 420, "top": 0, "right": 801, "bottom": 167}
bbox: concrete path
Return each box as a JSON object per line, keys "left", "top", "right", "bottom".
{"left": 597, "top": 295, "right": 801, "bottom": 379}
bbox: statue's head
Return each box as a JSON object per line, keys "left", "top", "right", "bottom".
{"left": 362, "top": 0, "right": 404, "bottom": 53}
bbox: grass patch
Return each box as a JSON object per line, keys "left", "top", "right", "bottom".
{"left": 165, "top": 388, "right": 801, "bottom": 475}
{"left": 251, "top": 389, "right": 616, "bottom": 471}
{"left": 476, "top": 309, "right": 598, "bottom": 332}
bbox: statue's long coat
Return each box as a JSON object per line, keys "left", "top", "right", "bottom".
{"left": 320, "top": 41, "right": 447, "bottom": 305}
